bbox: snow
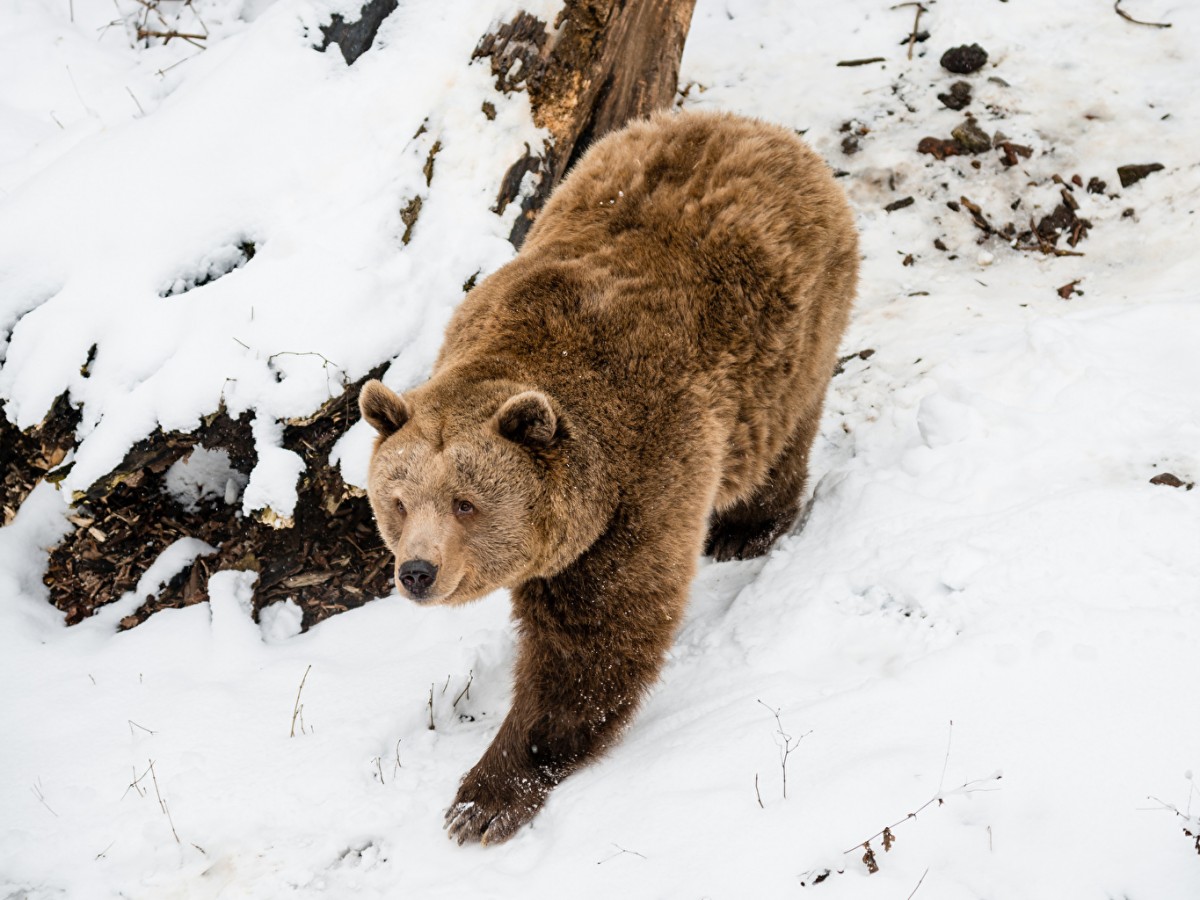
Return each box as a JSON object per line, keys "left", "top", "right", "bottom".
{"left": 2, "top": 0, "right": 1199, "bottom": 897}
{"left": 164, "top": 446, "right": 247, "bottom": 511}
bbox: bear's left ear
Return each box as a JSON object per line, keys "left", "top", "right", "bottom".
{"left": 359, "top": 380, "right": 411, "bottom": 437}
{"left": 495, "top": 390, "right": 557, "bottom": 449}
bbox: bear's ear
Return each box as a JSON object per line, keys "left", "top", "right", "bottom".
{"left": 495, "top": 390, "right": 557, "bottom": 449}
{"left": 359, "top": 380, "right": 410, "bottom": 437}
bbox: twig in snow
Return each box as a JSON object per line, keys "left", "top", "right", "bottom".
{"left": 125, "top": 86, "right": 146, "bottom": 116}
{"left": 31, "top": 780, "right": 58, "bottom": 817}
{"left": 373, "top": 756, "right": 385, "bottom": 784}
{"left": 842, "top": 771, "right": 1004, "bottom": 871}
{"left": 892, "top": 2, "right": 927, "bottom": 60}
{"left": 1145, "top": 795, "right": 1200, "bottom": 855}
{"left": 148, "top": 759, "right": 180, "bottom": 843}
{"left": 1113, "top": 1, "right": 1171, "bottom": 28}
{"left": 597, "top": 843, "right": 647, "bottom": 864}
{"left": 836, "top": 57, "right": 886, "bottom": 67}
{"left": 128, "top": 719, "right": 156, "bottom": 737}
{"left": 906, "top": 867, "right": 931, "bottom": 899}
{"left": 757, "top": 699, "right": 811, "bottom": 800}
{"left": 452, "top": 670, "right": 474, "bottom": 709}
{"left": 95, "top": 840, "right": 115, "bottom": 860}
{"left": 393, "top": 739, "right": 403, "bottom": 779}
{"left": 136, "top": 27, "right": 208, "bottom": 48}
{"left": 290, "top": 664, "right": 311, "bottom": 737}
{"left": 155, "top": 53, "right": 202, "bottom": 78}
{"left": 427, "top": 684, "right": 435, "bottom": 730}
{"left": 64, "top": 65, "right": 95, "bottom": 117}
{"left": 1020, "top": 216, "right": 1086, "bottom": 258}
{"left": 123, "top": 762, "right": 152, "bottom": 799}
{"left": 755, "top": 773, "right": 764, "bottom": 809}
{"left": 937, "top": 720, "right": 953, "bottom": 793}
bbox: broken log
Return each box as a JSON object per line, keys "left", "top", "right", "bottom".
{"left": 477, "top": 0, "right": 698, "bottom": 245}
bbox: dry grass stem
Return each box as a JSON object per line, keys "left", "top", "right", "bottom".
{"left": 148, "top": 759, "right": 180, "bottom": 843}
{"left": 290, "top": 664, "right": 311, "bottom": 737}
{"left": 757, "top": 699, "right": 811, "bottom": 800}
{"left": 31, "top": 780, "right": 58, "bottom": 817}
{"left": 597, "top": 843, "right": 647, "bottom": 864}
{"left": 906, "top": 867, "right": 930, "bottom": 899}
{"left": 452, "top": 670, "right": 474, "bottom": 709}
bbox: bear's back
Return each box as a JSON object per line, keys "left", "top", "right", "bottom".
{"left": 436, "top": 111, "right": 857, "bottom": 501}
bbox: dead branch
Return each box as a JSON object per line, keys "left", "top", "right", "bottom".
{"left": 836, "top": 57, "right": 886, "bottom": 67}
{"left": 907, "top": 867, "right": 931, "bottom": 899}
{"left": 597, "top": 843, "right": 647, "bottom": 864}
{"left": 137, "top": 27, "right": 207, "bottom": 42}
{"left": 757, "top": 699, "right": 810, "bottom": 800}
{"left": 1113, "top": 1, "right": 1171, "bottom": 28}
{"left": 892, "top": 3, "right": 927, "bottom": 60}
{"left": 842, "top": 771, "right": 1004, "bottom": 861}
{"left": 31, "top": 781, "right": 58, "bottom": 817}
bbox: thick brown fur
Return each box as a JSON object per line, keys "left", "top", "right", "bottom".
{"left": 359, "top": 110, "right": 858, "bottom": 844}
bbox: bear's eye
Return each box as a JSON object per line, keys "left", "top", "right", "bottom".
{"left": 394, "top": 499, "right": 406, "bottom": 515}
{"left": 454, "top": 499, "right": 476, "bottom": 517}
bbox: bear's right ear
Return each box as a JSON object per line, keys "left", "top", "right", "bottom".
{"left": 495, "top": 390, "right": 557, "bottom": 450}
{"left": 359, "top": 380, "right": 410, "bottom": 437}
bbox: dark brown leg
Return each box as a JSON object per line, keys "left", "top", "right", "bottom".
{"left": 445, "top": 508, "right": 696, "bottom": 844}
{"left": 705, "top": 411, "right": 820, "bottom": 562}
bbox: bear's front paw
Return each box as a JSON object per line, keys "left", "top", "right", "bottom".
{"left": 444, "top": 767, "right": 550, "bottom": 846}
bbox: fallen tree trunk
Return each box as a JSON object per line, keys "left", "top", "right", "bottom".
{"left": 479, "top": 0, "right": 698, "bottom": 245}
{"left": 12, "top": 0, "right": 696, "bottom": 630}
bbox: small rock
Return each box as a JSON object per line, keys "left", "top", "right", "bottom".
{"left": 997, "top": 140, "right": 1033, "bottom": 167}
{"left": 938, "top": 81, "right": 972, "bottom": 110}
{"left": 1117, "top": 163, "right": 1164, "bottom": 188}
{"left": 951, "top": 118, "right": 992, "bottom": 153}
{"left": 918, "top": 136, "right": 966, "bottom": 160}
{"left": 1150, "top": 472, "right": 1194, "bottom": 490}
{"left": 1086, "top": 176, "right": 1107, "bottom": 194}
{"left": 1057, "top": 280, "right": 1082, "bottom": 299}
{"left": 842, "top": 135, "right": 861, "bottom": 155}
{"left": 940, "top": 44, "right": 988, "bottom": 74}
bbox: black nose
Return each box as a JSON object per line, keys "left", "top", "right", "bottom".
{"left": 399, "top": 559, "right": 438, "bottom": 597}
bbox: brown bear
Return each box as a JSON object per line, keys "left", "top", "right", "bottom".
{"left": 358, "top": 110, "right": 858, "bottom": 844}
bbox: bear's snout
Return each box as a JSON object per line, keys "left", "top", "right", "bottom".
{"left": 398, "top": 559, "right": 439, "bottom": 598}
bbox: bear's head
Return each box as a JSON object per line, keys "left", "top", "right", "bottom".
{"left": 358, "top": 377, "right": 600, "bottom": 606}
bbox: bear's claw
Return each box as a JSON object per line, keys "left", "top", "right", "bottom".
{"left": 445, "top": 800, "right": 530, "bottom": 845}
{"left": 444, "top": 769, "right": 549, "bottom": 845}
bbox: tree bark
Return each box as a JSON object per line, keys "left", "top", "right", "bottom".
{"left": 477, "top": 0, "right": 698, "bottom": 245}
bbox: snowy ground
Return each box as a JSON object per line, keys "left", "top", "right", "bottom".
{"left": 2, "top": 0, "right": 1199, "bottom": 897}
